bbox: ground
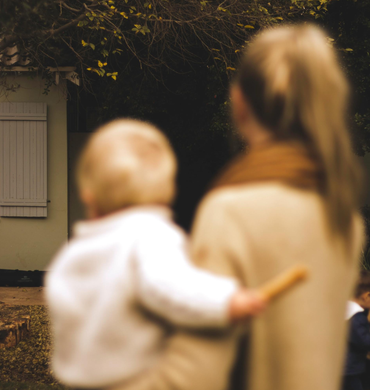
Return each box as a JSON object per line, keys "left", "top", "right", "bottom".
{"left": 0, "top": 288, "right": 68, "bottom": 390}
{"left": 0, "top": 288, "right": 45, "bottom": 306}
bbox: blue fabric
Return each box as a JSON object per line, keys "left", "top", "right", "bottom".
{"left": 344, "top": 310, "right": 370, "bottom": 376}
{"left": 342, "top": 375, "right": 364, "bottom": 390}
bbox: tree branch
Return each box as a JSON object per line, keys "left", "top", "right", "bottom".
{"left": 48, "top": 12, "right": 87, "bottom": 37}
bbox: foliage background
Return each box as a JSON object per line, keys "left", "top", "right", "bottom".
{"left": 0, "top": 0, "right": 369, "bottom": 230}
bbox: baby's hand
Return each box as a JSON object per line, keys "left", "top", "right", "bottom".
{"left": 229, "top": 289, "right": 267, "bottom": 321}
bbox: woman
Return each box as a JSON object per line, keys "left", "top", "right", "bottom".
{"left": 112, "top": 23, "right": 365, "bottom": 390}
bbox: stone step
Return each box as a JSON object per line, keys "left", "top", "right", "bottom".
{"left": 0, "top": 303, "right": 30, "bottom": 348}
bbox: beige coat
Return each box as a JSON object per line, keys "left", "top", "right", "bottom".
{"left": 111, "top": 183, "right": 364, "bottom": 390}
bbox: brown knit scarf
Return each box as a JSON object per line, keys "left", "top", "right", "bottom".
{"left": 213, "top": 141, "right": 323, "bottom": 192}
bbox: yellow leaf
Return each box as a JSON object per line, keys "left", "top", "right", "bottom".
{"left": 346, "top": 48, "right": 353, "bottom": 51}
{"left": 275, "top": 17, "right": 283, "bottom": 20}
{"left": 112, "top": 75, "right": 117, "bottom": 80}
{"left": 237, "top": 23, "right": 243, "bottom": 27}
{"left": 98, "top": 60, "right": 103, "bottom": 67}
{"left": 244, "top": 25, "right": 254, "bottom": 29}
{"left": 235, "top": 49, "right": 240, "bottom": 53}
{"left": 226, "top": 67, "right": 236, "bottom": 71}
{"left": 149, "top": 4, "right": 152, "bottom": 8}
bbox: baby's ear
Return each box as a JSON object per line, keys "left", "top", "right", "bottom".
{"left": 80, "top": 188, "right": 100, "bottom": 219}
{"left": 80, "top": 188, "right": 94, "bottom": 206}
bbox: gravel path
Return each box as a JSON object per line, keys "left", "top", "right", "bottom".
{"left": 0, "top": 288, "right": 45, "bottom": 306}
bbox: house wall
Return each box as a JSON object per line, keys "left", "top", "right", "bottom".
{"left": 0, "top": 75, "right": 68, "bottom": 270}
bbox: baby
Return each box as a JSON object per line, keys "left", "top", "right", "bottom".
{"left": 45, "top": 119, "right": 266, "bottom": 390}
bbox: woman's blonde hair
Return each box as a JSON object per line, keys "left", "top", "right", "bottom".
{"left": 77, "top": 119, "right": 177, "bottom": 215}
{"left": 236, "top": 23, "right": 364, "bottom": 236}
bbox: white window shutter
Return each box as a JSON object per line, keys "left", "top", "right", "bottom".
{"left": 0, "top": 102, "right": 47, "bottom": 217}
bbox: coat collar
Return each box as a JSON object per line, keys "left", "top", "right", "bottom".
{"left": 346, "top": 301, "right": 364, "bottom": 320}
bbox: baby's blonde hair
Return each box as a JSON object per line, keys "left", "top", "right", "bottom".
{"left": 77, "top": 119, "right": 177, "bottom": 215}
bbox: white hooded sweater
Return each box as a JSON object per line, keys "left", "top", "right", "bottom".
{"left": 45, "top": 206, "right": 237, "bottom": 388}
